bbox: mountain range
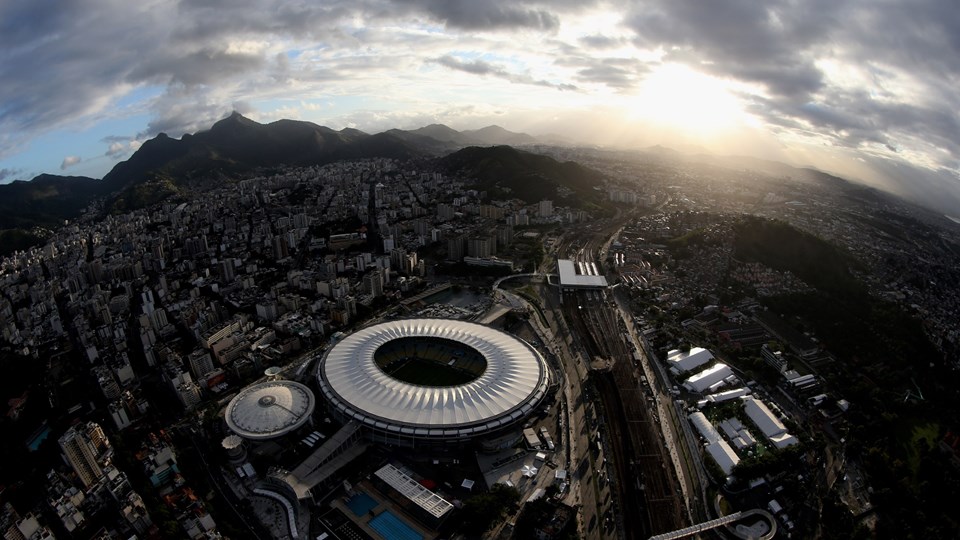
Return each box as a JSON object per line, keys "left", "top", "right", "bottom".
{"left": 0, "top": 114, "right": 592, "bottom": 247}
{"left": 0, "top": 113, "right": 550, "bottom": 229}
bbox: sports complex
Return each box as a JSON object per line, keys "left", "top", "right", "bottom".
{"left": 316, "top": 318, "right": 551, "bottom": 447}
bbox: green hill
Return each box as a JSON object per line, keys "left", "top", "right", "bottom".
{"left": 733, "top": 216, "right": 863, "bottom": 296}
{"left": 441, "top": 145, "right": 605, "bottom": 208}
{"left": 0, "top": 174, "right": 100, "bottom": 228}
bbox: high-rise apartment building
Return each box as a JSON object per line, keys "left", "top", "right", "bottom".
{"left": 59, "top": 422, "right": 111, "bottom": 488}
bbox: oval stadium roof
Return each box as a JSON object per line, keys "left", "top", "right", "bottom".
{"left": 225, "top": 380, "right": 316, "bottom": 440}
{"left": 317, "top": 319, "right": 549, "bottom": 440}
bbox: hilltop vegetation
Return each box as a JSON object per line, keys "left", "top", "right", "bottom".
{"left": 0, "top": 174, "right": 100, "bottom": 228}
{"left": 441, "top": 145, "right": 606, "bottom": 210}
{"left": 731, "top": 217, "right": 959, "bottom": 536}
{"left": 733, "top": 216, "right": 863, "bottom": 297}
{"left": 0, "top": 229, "right": 47, "bottom": 257}
{"left": 0, "top": 115, "right": 560, "bottom": 228}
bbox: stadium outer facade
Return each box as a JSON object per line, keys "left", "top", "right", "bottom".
{"left": 316, "top": 319, "right": 551, "bottom": 448}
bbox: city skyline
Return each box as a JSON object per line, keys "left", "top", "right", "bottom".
{"left": 2, "top": 1, "right": 960, "bottom": 214}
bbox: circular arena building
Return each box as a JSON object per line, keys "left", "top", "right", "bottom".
{"left": 316, "top": 319, "right": 550, "bottom": 447}
{"left": 225, "top": 380, "right": 316, "bottom": 440}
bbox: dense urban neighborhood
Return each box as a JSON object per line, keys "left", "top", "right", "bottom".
{"left": 2, "top": 116, "right": 960, "bottom": 540}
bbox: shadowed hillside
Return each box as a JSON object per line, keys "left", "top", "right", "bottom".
{"left": 441, "top": 145, "right": 605, "bottom": 208}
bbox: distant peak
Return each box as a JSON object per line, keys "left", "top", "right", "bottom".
{"left": 211, "top": 111, "right": 260, "bottom": 131}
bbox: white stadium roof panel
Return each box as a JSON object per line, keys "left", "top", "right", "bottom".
{"left": 317, "top": 319, "right": 549, "bottom": 440}
{"left": 683, "top": 363, "right": 733, "bottom": 393}
{"left": 688, "top": 412, "right": 721, "bottom": 444}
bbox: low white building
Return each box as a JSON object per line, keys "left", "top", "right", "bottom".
{"left": 705, "top": 387, "right": 751, "bottom": 404}
{"left": 688, "top": 412, "right": 721, "bottom": 443}
{"left": 689, "top": 412, "right": 740, "bottom": 475}
{"left": 666, "top": 347, "right": 715, "bottom": 374}
{"left": 706, "top": 440, "right": 740, "bottom": 475}
{"left": 743, "top": 397, "right": 798, "bottom": 449}
{"left": 683, "top": 363, "right": 734, "bottom": 393}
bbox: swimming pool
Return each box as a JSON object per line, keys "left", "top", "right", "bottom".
{"left": 369, "top": 511, "right": 423, "bottom": 540}
{"left": 346, "top": 493, "right": 378, "bottom": 516}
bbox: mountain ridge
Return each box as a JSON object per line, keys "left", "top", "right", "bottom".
{"left": 0, "top": 114, "right": 546, "bottom": 228}
{"left": 440, "top": 145, "right": 605, "bottom": 210}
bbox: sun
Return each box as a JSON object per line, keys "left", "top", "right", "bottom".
{"left": 627, "top": 64, "right": 752, "bottom": 137}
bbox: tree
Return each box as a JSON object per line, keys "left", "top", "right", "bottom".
{"left": 459, "top": 483, "right": 521, "bottom": 535}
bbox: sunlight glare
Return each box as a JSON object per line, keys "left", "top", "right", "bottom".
{"left": 628, "top": 64, "right": 750, "bottom": 136}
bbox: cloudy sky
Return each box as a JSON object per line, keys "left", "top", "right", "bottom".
{"left": 2, "top": 0, "right": 959, "bottom": 212}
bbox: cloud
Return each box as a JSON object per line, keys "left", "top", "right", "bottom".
{"left": 0, "top": 168, "right": 23, "bottom": 183}
{"left": 433, "top": 55, "right": 577, "bottom": 91}
{"left": 127, "top": 48, "right": 266, "bottom": 87}
{"left": 555, "top": 56, "right": 649, "bottom": 90}
{"left": 392, "top": 0, "right": 560, "bottom": 31}
{"left": 105, "top": 142, "right": 126, "bottom": 158}
{"left": 60, "top": 156, "right": 81, "bottom": 170}
{"left": 0, "top": 0, "right": 959, "bottom": 211}
{"left": 626, "top": 0, "right": 834, "bottom": 99}
{"left": 104, "top": 139, "right": 143, "bottom": 159}
{"left": 579, "top": 34, "right": 628, "bottom": 49}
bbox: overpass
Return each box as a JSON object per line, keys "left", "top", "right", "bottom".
{"left": 648, "top": 512, "right": 743, "bottom": 540}
{"left": 280, "top": 421, "right": 367, "bottom": 500}
{"left": 401, "top": 282, "right": 452, "bottom": 307}
{"left": 492, "top": 272, "right": 544, "bottom": 289}
{"left": 648, "top": 508, "right": 777, "bottom": 540}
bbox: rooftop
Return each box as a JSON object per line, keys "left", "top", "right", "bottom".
{"left": 224, "top": 381, "right": 316, "bottom": 440}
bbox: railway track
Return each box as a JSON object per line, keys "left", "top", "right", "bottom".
{"left": 569, "top": 290, "right": 686, "bottom": 537}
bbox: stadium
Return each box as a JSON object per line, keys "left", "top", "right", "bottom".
{"left": 316, "top": 319, "right": 551, "bottom": 448}
{"left": 224, "top": 380, "right": 316, "bottom": 441}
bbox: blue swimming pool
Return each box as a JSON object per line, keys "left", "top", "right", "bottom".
{"left": 369, "top": 511, "right": 423, "bottom": 540}
{"left": 26, "top": 426, "right": 51, "bottom": 452}
{"left": 346, "top": 493, "right": 378, "bottom": 516}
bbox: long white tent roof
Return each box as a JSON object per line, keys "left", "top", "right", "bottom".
{"left": 683, "top": 363, "right": 733, "bottom": 393}
{"left": 667, "top": 347, "right": 715, "bottom": 373}
{"left": 317, "top": 319, "right": 549, "bottom": 438}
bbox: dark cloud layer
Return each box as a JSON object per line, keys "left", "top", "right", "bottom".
{"left": 626, "top": 0, "right": 960, "bottom": 175}
{"left": 396, "top": 0, "right": 560, "bottom": 31}
{"left": 434, "top": 55, "right": 576, "bottom": 90}
{"left": 627, "top": 0, "right": 834, "bottom": 99}
{"left": 1, "top": 0, "right": 959, "bottom": 211}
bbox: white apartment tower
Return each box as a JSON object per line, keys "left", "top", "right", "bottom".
{"left": 59, "top": 422, "right": 111, "bottom": 488}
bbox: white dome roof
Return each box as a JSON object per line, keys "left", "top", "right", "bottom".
{"left": 225, "top": 381, "right": 315, "bottom": 440}
{"left": 317, "top": 319, "right": 549, "bottom": 439}
{"left": 221, "top": 434, "right": 244, "bottom": 450}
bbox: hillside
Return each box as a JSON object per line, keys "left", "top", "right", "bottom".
{"left": 388, "top": 123, "right": 539, "bottom": 151}
{"left": 440, "top": 145, "right": 605, "bottom": 208}
{"left": 102, "top": 113, "right": 424, "bottom": 203}
{"left": 732, "top": 216, "right": 864, "bottom": 297}
{"left": 0, "top": 116, "right": 546, "bottom": 227}
{"left": 462, "top": 125, "right": 537, "bottom": 146}
{"left": 0, "top": 174, "right": 100, "bottom": 228}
